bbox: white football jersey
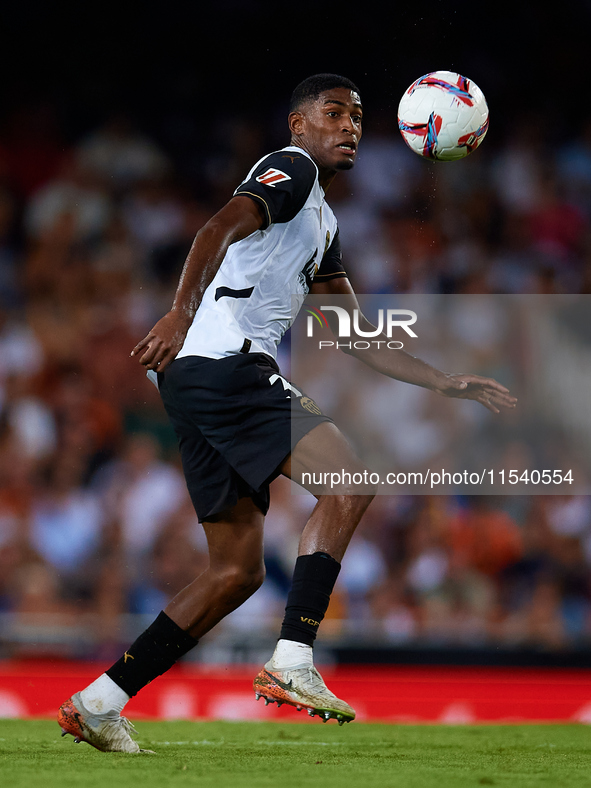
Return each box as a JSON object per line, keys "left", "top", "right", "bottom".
{"left": 176, "top": 146, "right": 346, "bottom": 361}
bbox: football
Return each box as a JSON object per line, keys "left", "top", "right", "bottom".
{"left": 398, "top": 71, "right": 489, "bottom": 161}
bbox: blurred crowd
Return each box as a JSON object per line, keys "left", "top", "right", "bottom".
{"left": 1, "top": 99, "right": 591, "bottom": 660}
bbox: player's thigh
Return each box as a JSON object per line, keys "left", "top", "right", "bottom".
{"left": 281, "top": 421, "right": 376, "bottom": 496}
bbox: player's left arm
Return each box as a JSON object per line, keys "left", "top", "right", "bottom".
{"left": 309, "top": 276, "right": 516, "bottom": 414}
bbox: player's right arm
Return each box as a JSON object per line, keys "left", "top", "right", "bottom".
{"left": 132, "top": 150, "right": 315, "bottom": 372}
{"left": 131, "top": 196, "right": 264, "bottom": 371}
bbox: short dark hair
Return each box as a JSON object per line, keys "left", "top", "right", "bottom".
{"left": 290, "top": 73, "right": 360, "bottom": 112}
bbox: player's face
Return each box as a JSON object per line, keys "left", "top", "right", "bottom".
{"left": 291, "top": 87, "right": 363, "bottom": 176}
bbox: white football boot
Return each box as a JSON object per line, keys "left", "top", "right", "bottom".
{"left": 253, "top": 662, "right": 355, "bottom": 725}
{"left": 58, "top": 692, "right": 155, "bottom": 753}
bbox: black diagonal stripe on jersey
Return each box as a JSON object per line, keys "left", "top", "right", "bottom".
{"left": 299, "top": 251, "right": 318, "bottom": 293}
{"left": 215, "top": 286, "right": 255, "bottom": 301}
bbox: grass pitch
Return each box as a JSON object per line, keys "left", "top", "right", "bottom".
{"left": 1, "top": 719, "right": 590, "bottom": 788}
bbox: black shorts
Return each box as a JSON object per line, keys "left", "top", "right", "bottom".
{"left": 157, "top": 353, "right": 331, "bottom": 521}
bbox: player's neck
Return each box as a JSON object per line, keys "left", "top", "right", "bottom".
{"left": 317, "top": 170, "right": 337, "bottom": 192}
{"left": 289, "top": 140, "right": 337, "bottom": 192}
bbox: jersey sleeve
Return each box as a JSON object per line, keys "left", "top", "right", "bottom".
{"left": 314, "top": 229, "right": 348, "bottom": 282}
{"left": 234, "top": 151, "right": 317, "bottom": 228}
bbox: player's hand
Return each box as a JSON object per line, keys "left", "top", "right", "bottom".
{"left": 434, "top": 373, "right": 517, "bottom": 414}
{"left": 131, "top": 310, "right": 193, "bottom": 372}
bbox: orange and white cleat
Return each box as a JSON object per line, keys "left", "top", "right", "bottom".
{"left": 57, "top": 693, "right": 154, "bottom": 753}
{"left": 253, "top": 663, "right": 355, "bottom": 725}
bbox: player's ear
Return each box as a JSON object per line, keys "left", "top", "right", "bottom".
{"left": 288, "top": 110, "right": 305, "bottom": 137}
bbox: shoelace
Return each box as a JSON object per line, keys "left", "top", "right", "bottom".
{"left": 118, "top": 716, "right": 138, "bottom": 737}
{"left": 103, "top": 714, "right": 138, "bottom": 747}
{"left": 297, "top": 667, "right": 336, "bottom": 697}
{"left": 117, "top": 718, "right": 155, "bottom": 754}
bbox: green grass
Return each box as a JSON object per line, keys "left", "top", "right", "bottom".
{"left": 1, "top": 719, "right": 590, "bottom": 788}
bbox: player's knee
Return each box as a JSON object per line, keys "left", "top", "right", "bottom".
{"left": 336, "top": 480, "right": 377, "bottom": 501}
{"left": 331, "top": 491, "right": 375, "bottom": 517}
{"left": 247, "top": 562, "right": 266, "bottom": 594}
{"left": 313, "top": 493, "right": 375, "bottom": 533}
{"left": 306, "top": 467, "right": 378, "bottom": 498}
{"left": 219, "top": 561, "right": 266, "bottom": 600}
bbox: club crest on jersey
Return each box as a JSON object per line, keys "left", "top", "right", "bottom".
{"left": 300, "top": 396, "right": 322, "bottom": 416}
{"left": 255, "top": 167, "right": 291, "bottom": 187}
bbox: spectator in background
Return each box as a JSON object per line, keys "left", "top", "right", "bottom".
{"left": 0, "top": 308, "right": 45, "bottom": 385}
{"left": 557, "top": 119, "right": 591, "bottom": 217}
{"left": 2, "top": 372, "right": 56, "bottom": 461}
{"left": 76, "top": 113, "right": 170, "bottom": 193}
{"left": 29, "top": 453, "right": 104, "bottom": 598}
{"left": 490, "top": 117, "right": 544, "bottom": 215}
{"left": 0, "top": 102, "right": 68, "bottom": 199}
{"left": 129, "top": 499, "right": 208, "bottom": 616}
{"left": 446, "top": 497, "right": 522, "bottom": 579}
{"left": 340, "top": 525, "right": 388, "bottom": 621}
{"left": 49, "top": 368, "right": 122, "bottom": 479}
{"left": 0, "top": 188, "right": 22, "bottom": 306}
{"left": 370, "top": 575, "right": 418, "bottom": 644}
{"left": 25, "top": 156, "right": 112, "bottom": 245}
{"left": 1, "top": 90, "right": 591, "bottom": 662}
{"left": 121, "top": 176, "right": 186, "bottom": 283}
{"left": 92, "top": 432, "right": 186, "bottom": 562}
{"left": 527, "top": 173, "right": 587, "bottom": 289}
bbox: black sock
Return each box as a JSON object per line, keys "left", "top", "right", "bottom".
{"left": 106, "top": 611, "right": 198, "bottom": 697}
{"left": 279, "top": 552, "right": 341, "bottom": 647}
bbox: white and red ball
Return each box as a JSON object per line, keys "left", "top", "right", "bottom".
{"left": 398, "top": 71, "right": 489, "bottom": 161}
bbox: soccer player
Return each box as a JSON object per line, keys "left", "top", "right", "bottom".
{"left": 58, "top": 74, "right": 516, "bottom": 752}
